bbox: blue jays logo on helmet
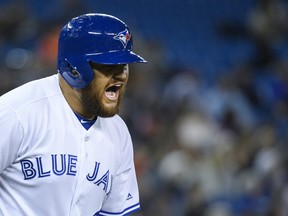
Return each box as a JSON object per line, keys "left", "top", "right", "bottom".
{"left": 113, "top": 29, "right": 131, "bottom": 49}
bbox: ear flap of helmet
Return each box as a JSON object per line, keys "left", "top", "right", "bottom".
{"left": 57, "top": 58, "right": 94, "bottom": 88}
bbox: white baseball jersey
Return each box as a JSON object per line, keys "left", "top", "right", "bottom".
{"left": 0, "top": 74, "right": 140, "bottom": 216}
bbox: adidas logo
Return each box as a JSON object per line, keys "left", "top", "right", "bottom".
{"left": 126, "top": 193, "right": 133, "bottom": 200}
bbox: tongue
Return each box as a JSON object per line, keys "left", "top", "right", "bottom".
{"left": 105, "top": 91, "right": 117, "bottom": 100}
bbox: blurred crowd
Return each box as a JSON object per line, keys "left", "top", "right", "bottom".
{"left": 1, "top": 0, "right": 288, "bottom": 216}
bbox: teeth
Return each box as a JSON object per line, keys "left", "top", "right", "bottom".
{"left": 106, "top": 92, "right": 116, "bottom": 97}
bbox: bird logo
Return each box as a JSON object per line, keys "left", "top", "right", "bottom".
{"left": 113, "top": 29, "right": 131, "bottom": 49}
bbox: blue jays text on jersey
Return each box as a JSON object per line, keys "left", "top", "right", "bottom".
{"left": 20, "top": 154, "right": 112, "bottom": 193}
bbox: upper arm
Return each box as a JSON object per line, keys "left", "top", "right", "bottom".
{"left": 0, "top": 103, "right": 24, "bottom": 173}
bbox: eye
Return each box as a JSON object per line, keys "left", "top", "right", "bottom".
{"left": 124, "top": 64, "right": 128, "bottom": 71}
{"left": 102, "top": 65, "right": 115, "bottom": 71}
{"left": 90, "top": 62, "right": 127, "bottom": 75}
{"left": 95, "top": 65, "right": 113, "bottom": 72}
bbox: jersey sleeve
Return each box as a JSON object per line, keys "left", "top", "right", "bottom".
{"left": 0, "top": 103, "right": 24, "bottom": 173}
{"left": 99, "top": 127, "right": 140, "bottom": 216}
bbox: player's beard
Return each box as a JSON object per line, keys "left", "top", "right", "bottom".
{"left": 80, "top": 86, "right": 125, "bottom": 118}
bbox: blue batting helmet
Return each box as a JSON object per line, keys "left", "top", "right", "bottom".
{"left": 57, "top": 13, "right": 147, "bottom": 88}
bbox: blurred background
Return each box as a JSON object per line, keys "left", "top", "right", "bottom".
{"left": 1, "top": 0, "right": 288, "bottom": 215}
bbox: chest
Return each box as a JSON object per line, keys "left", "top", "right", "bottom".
{"left": 17, "top": 126, "right": 118, "bottom": 185}
{"left": 5, "top": 125, "right": 120, "bottom": 214}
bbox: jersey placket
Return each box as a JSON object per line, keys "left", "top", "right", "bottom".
{"left": 69, "top": 126, "right": 107, "bottom": 216}
{"left": 69, "top": 130, "right": 90, "bottom": 216}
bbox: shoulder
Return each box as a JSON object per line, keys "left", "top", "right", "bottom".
{"left": 98, "top": 115, "right": 135, "bottom": 175}
{"left": 100, "top": 114, "right": 129, "bottom": 134}
{"left": 111, "top": 114, "right": 128, "bottom": 129}
{"left": 0, "top": 74, "right": 61, "bottom": 112}
{"left": 98, "top": 115, "right": 132, "bottom": 150}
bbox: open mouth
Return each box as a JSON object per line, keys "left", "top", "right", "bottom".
{"left": 104, "top": 83, "right": 122, "bottom": 101}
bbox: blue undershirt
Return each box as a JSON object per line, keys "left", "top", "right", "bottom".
{"left": 74, "top": 112, "right": 97, "bottom": 130}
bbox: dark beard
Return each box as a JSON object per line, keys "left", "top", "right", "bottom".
{"left": 80, "top": 87, "right": 123, "bottom": 118}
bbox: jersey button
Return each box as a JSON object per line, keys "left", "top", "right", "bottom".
{"left": 84, "top": 136, "right": 89, "bottom": 142}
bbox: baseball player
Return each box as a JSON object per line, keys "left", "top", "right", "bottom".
{"left": 0, "top": 13, "right": 146, "bottom": 216}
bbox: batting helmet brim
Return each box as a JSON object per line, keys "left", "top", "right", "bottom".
{"left": 85, "top": 50, "right": 147, "bottom": 65}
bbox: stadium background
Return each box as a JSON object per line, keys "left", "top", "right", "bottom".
{"left": 1, "top": 0, "right": 288, "bottom": 215}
